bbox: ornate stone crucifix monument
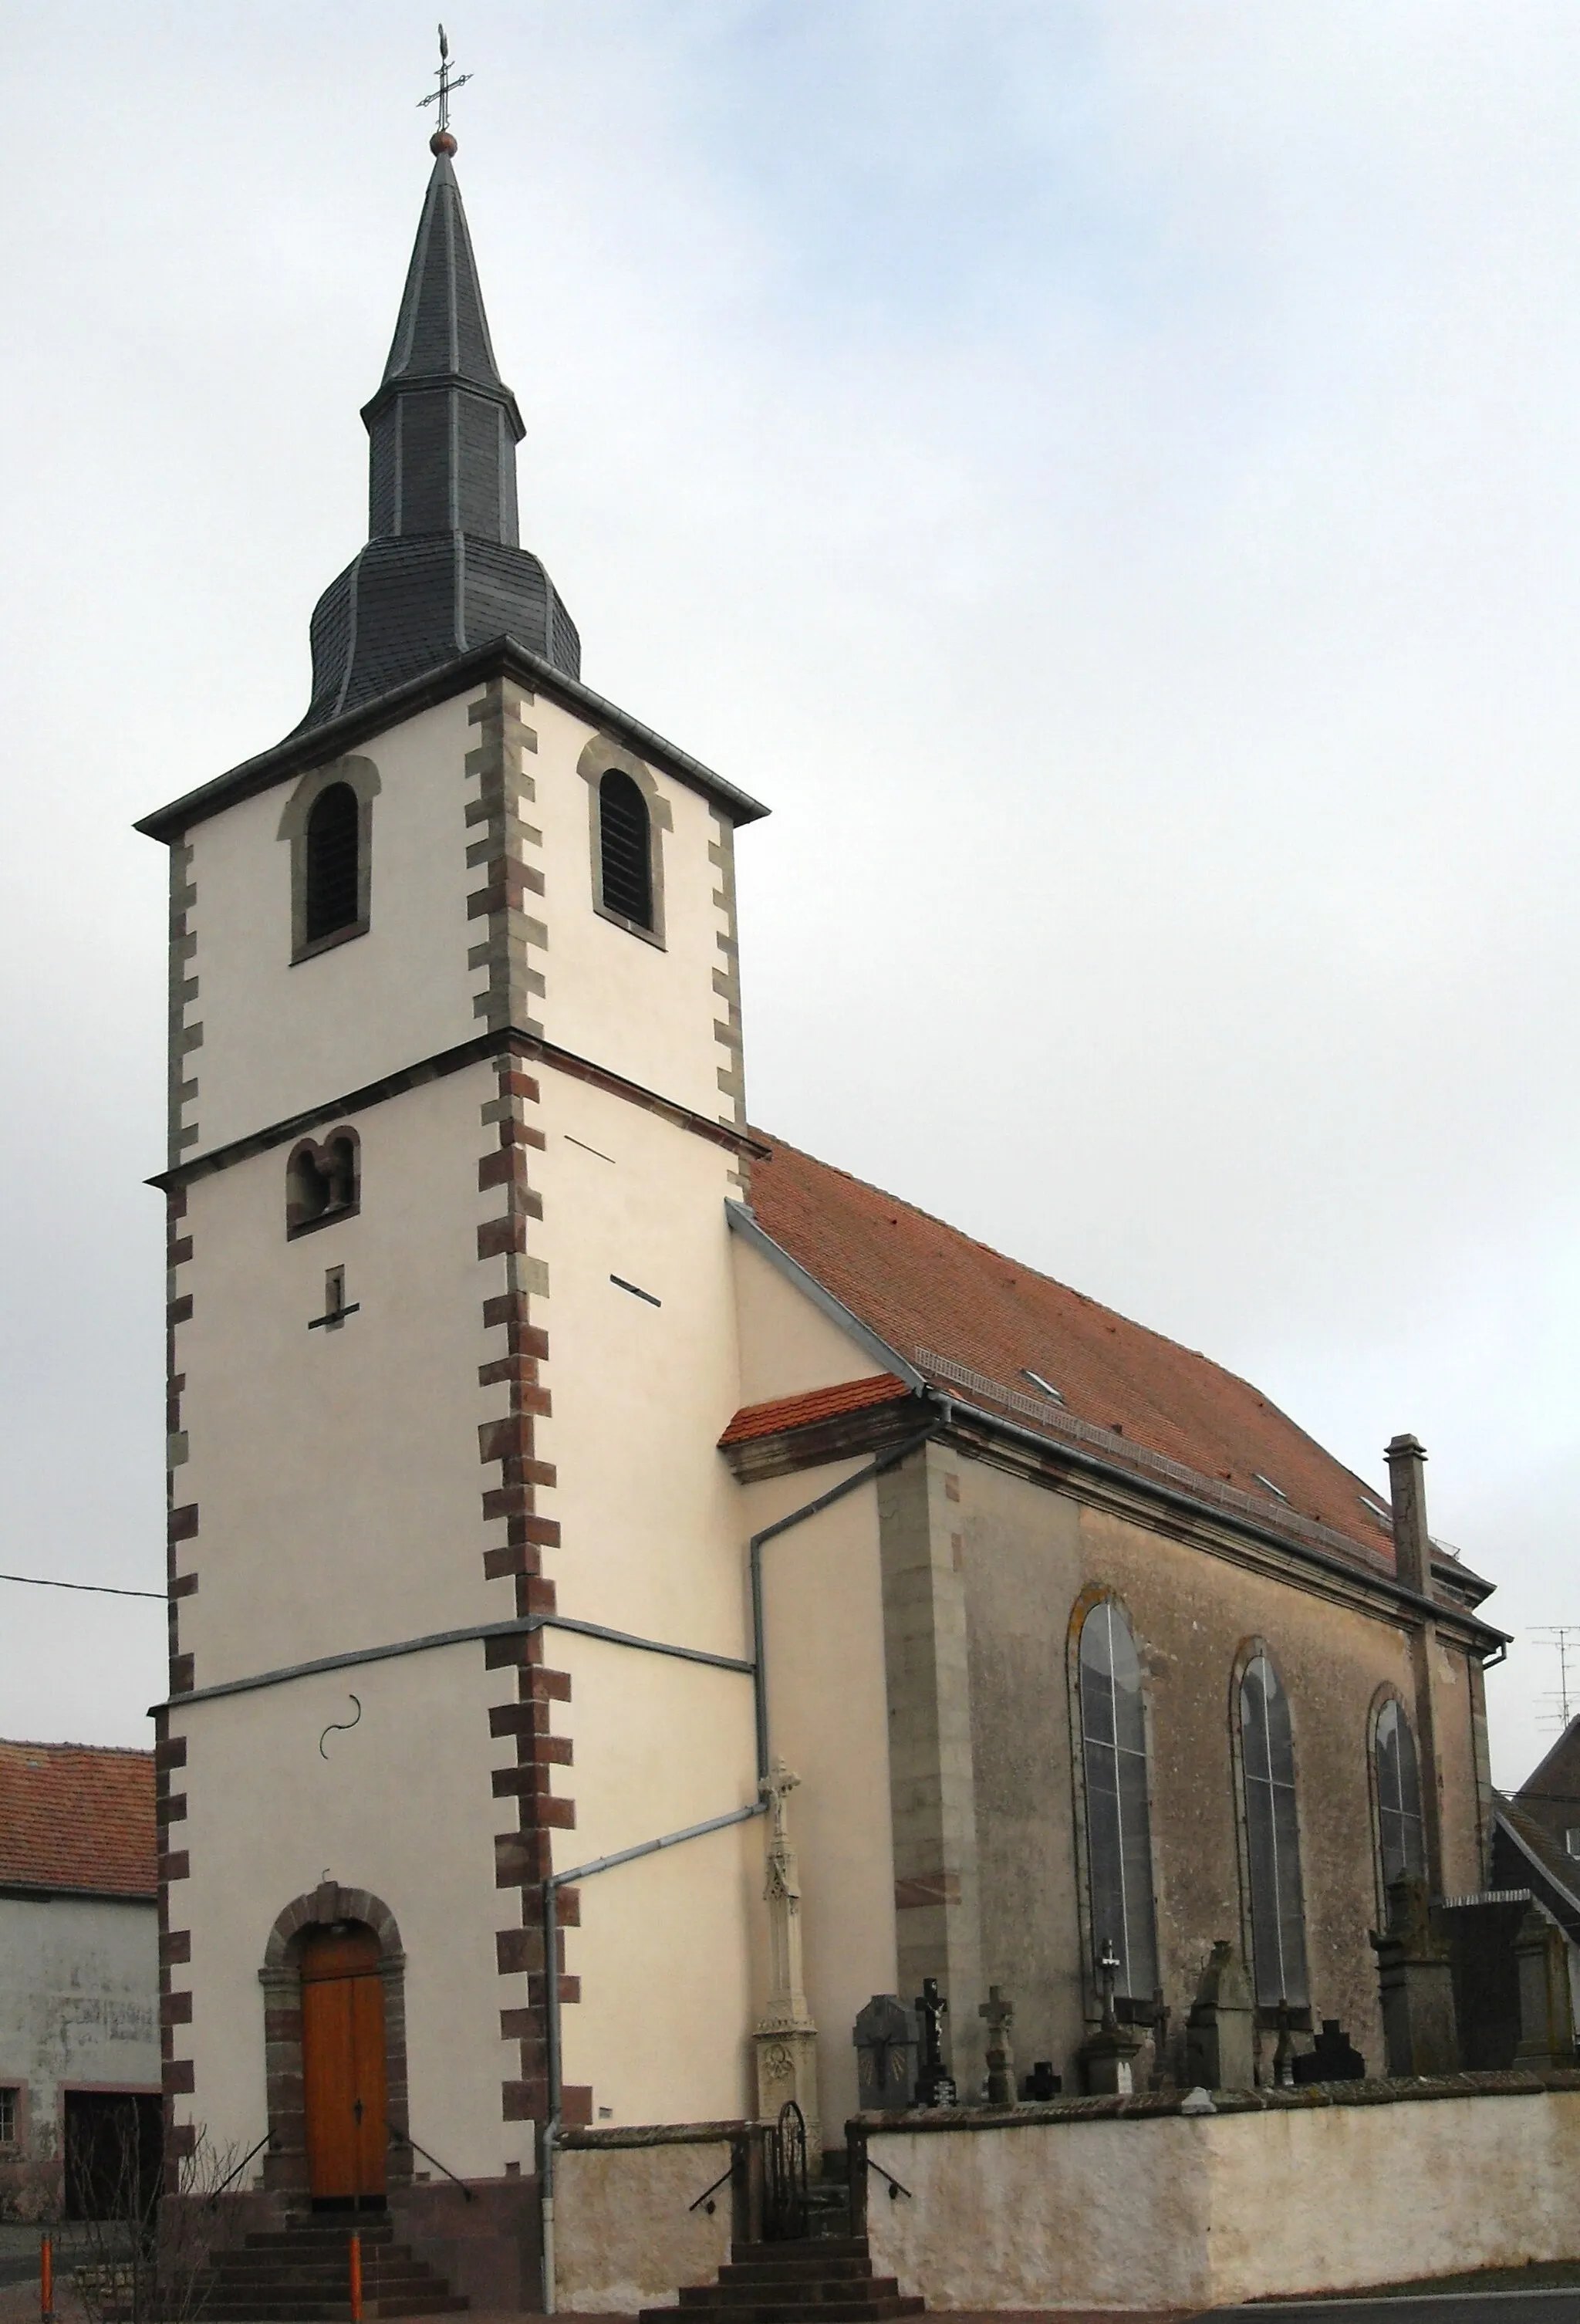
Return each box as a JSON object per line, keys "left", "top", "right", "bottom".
{"left": 753, "top": 1758, "right": 821, "bottom": 2148}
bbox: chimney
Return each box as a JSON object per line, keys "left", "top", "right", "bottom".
{"left": 1386, "top": 1434, "right": 1433, "bottom": 1601}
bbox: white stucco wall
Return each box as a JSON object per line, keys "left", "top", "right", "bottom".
{"left": 529, "top": 698, "right": 736, "bottom": 1123}
{"left": 555, "top": 2137, "right": 734, "bottom": 2312}
{"left": 744, "top": 1464, "right": 898, "bottom": 2133}
{"left": 729, "top": 1237, "right": 887, "bottom": 1409}
{"left": 167, "top": 668, "right": 780, "bottom": 2167}
{"left": 861, "top": 2090, "right": 1580, "bottom": 2309}
{"left": 0, "top": 1896, "right": 159, "bottom": 2159}
{"left": 188, "top": 697, "right": 478, "bottom": 1151}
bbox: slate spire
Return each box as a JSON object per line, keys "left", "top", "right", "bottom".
{"left": 362, "top": 148, "right": 524, "bottom": 545}
{"left": 295, "top": 133, "right": 579, "bottom": 735}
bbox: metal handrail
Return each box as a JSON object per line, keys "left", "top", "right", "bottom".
{"left": 687, "top": 2166, "right": 731, "bottom": 2216}
{"left": 389, "top": 2129, "right": 476, "bottom": 2201}
{"left": 864, "top": 2155, "right": 913, "bottom": 2201}
{"left": 208, "top": 2131, "right": 275, "bottom": 2207}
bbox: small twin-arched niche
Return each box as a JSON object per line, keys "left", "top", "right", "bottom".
{"left": 286, "top": 1129, "right": 360, "bottom": 1238}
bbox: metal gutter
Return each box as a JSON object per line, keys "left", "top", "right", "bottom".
{"left": 933, "top": 1391, "right": 1509, "bottom": 1655}
{"left": 135, "top": 634, "right": 768, "bottom": 843}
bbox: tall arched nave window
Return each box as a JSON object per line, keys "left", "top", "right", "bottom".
{"left": 1077, "top": 1596, "right": 1160, "bottom": 2001}
{"left": 1238, "top": 1649, "right": 1310, "bottom": 2008}
{"left": 1374, "top": 1695, "right": 1426, "bottom": 1887}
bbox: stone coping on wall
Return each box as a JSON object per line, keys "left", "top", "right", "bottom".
{"left": 560, "top": 2119, "right": 750, "bottom": 2150}
{"left": 850, "top": 2067, "right": 1580, "bottom": 2133}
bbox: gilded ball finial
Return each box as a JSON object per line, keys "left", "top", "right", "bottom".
{"left": 430, "top": 129, "right": 457, "bottom": 156}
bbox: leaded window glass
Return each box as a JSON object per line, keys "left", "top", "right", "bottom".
{"left": 1079, "top": 1599, "right": 1159, "bottom": 1999}
{"left": 1240, "top": 1651, "right": 1309, "bottom": 2007}
{"left": 1375, "top": 1698, "right": 1426, "bottom": 1885}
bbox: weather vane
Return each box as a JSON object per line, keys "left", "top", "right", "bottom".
{"left": 418, "top": 24, "right": 472, "bottom": 150}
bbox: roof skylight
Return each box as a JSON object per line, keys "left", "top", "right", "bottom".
{"left": 1021, "top": 1368, "right": 1065, "bottom": 1406}
{"left": 1251, "top": 1472, "right": 1289, "bottom": 1505}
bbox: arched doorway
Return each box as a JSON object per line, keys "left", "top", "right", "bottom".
{"left": 301, "top": 1925, "right": 388, "bottom": 2207}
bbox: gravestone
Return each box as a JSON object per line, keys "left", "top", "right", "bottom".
{"left": 1291, "top": 2019, "right": 1366, "bottom": 2084}
{"left": 913, "top": 1977, "right": 957, "bottom": 2106}
{"left": 978, "top": 1986, "right": 1016, "bottom": 2106}
{"left": 1370, "top": 1875, "right": 1458, "bottom": 2077}
{"left": 1023, "top": 2061, "right": 1062, "bottom": 2100}
{"left": 1183, "top": 1939, "right": 1255, "bottom": 2091}
{"left": 852, "top": 1995, "right": 918, "bottom": 2110}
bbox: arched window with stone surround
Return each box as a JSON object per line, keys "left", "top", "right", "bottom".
{"left": 1238, "top": 1649, "right": 1310, "bottom": 2008}
{"left": 1374, "top": 1695, "right": 1426, "bottom": 1887}
{"left": 1077, "top": 1596, "right": 1160, "bottom": 2001}
{"left": 598, "top": 768, "right": 653, "bottom": 930}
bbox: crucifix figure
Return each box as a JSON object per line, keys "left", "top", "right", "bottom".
{"left": 1097, "top": 1935, "right": 1121, "bottom": 2033}
{"left": 979, "top": 1984, "right": 1016, "bottom": 2106}
{"left": 913, "top": 1976, "right": 956, "bottom": 2106}
{"left": 417, "top": 23, "right": 473, "bottom": 150}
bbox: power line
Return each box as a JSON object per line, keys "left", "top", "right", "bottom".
{"left": 0, "top": 1570, "right": 165, "bottom": 1603}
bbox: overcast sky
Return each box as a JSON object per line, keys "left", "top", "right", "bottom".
{"left": 2, "top": 2, "right": 1577, "bottom": 1788}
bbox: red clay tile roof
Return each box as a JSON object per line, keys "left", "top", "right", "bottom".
{"left": 745, "top": 1133, "right": 1402, "bottom": 1575}
{"left": 0, "top": 1739, "right": 157, "bottom": 1899}
{"left": 720, "top": 1373, "right": 913, "bottom": 1446}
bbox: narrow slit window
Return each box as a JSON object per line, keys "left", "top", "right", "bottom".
{"left": 598, "top": 769, "right": 653, "bottom": 928}
{"left": 1240, "top": 1652, "right": 1310, "bottom": 2006}
{"left": 1375, "top": 1698, "right": 1426, "bottom": 1885}
{"left": 304, "top": 782, "right": 362, "bottom": 944}
{"left": 1078, "top": 1599, "right": 1159, "bottom": 2001}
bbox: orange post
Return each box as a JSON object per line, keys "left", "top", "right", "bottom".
{"left": 39, "top": 2231, "right": 53, "bottom": 2324}
{"left": 349, "top": 2230, "right": 362, "bottom": 2324}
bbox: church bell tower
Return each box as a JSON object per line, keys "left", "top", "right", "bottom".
{"left": 140, "top": 109, "right": 768, "bottom": 2285}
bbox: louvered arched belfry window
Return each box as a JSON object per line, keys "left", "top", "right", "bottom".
{"left": 598, "top": 768, "right": 653, "bottom": 931}
{"left": 1238, "top": 1650, "right": 1310, "bottom": 2007}
{"left": 1374, "top": 1696, "right": 1426, "bottom": 1887}
{"left": 1077, "top": 1596, "right": 1160, "bottom": 2000}
{"left": 304, "top": 782, "right": 362, "bottom": 944}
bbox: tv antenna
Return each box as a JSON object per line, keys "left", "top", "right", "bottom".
{"left": 1531, "top": 1625, "right": 1580, "bottom": 1732}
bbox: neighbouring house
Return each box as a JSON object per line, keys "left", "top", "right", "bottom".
{"left": 1494, "top": 1719, "right": 1580, "bottom": 2016}
{"left": 0, "top": 1741, "right": 160, "bottom": 2220}
{"left": 134, "top": 118, "right": 1510, "bottom": 2310}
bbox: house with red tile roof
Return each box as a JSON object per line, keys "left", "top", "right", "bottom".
{"left": 0, "top": 1742, "right": 160, "bottom": 2219}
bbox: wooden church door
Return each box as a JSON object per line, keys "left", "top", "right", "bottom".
{"left": 300, "top": 1926, "right": 388, "bottom": 2204}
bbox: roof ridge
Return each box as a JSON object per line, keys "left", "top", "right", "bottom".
{"left": 751, "top": 1128, "right": 1391, "bottom": 1512}
{"left": 0, "top": 1738, "right": 154, "bottom": 1758}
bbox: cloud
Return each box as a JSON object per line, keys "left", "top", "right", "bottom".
{"left": 2, "top": 2, "right": 1576, "bottom": 1778}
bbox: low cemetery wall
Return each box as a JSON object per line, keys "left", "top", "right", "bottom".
{"left": 859, "top": 2072, "right": 1580, "bottom": 2309}
{"left": 555, "top": 2123, "right": 736, "bottom": 2313}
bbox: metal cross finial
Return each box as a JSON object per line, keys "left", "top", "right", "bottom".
{"left": 418, "top": 23, "right": 473, "bottom": 140}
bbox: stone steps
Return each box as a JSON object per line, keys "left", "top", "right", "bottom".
{"left": 193, "top": 2216, "right": 466, "bottom": 2322}
{"left": 641, "top": 2234, "right": 925, "bottom": 2324}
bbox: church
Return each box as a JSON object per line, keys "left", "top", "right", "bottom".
{"left": 139, "top": 120, "right": 1506, "bottom": 2308}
